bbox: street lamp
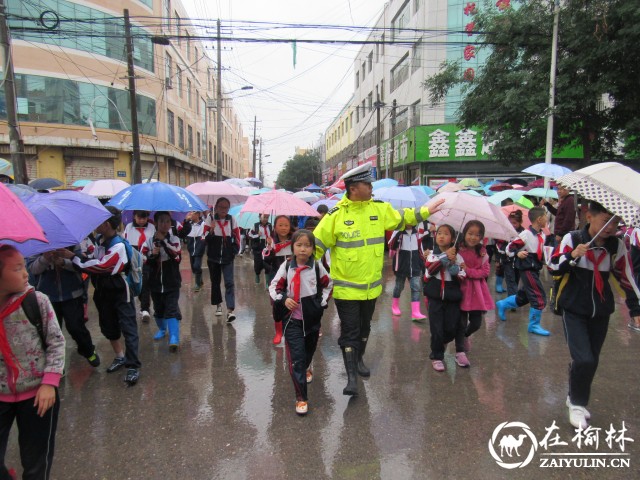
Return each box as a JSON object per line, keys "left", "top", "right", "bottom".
{"left": 215, "top": 85, "right": 253, "bottom": 181}
{"left": 260, "top": 154, "right": 271, "bottom": 183}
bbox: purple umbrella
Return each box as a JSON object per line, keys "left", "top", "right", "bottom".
{"left": 6, "top": 190, "right": 112, "bottom": 257}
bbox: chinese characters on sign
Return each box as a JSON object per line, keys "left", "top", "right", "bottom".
{"left": 428, "top": 129, "right": 478, "bottom": 158}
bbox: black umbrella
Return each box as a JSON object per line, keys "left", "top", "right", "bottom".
{"left": 29, "top": 177, "right": 63, "bottom": 190}
{"left": 504, "top": 177, "right": 528, "bottom": 187}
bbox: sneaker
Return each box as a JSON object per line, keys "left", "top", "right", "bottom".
{"left": 463, "top": 337, "right": 472, "bottom": 353}
{"left": 124, "top": 368, "right": 139, "bottom": 386}
{"left": 568, "top": 404, "right": 589, "bottom": 430}
{"left": 87, "top": 351, "right": 101, "bottom": 367}
{"left": 455, "top": 352, "right": 470, "bottom": 368}
{"left": 193, "top": 284, "right": 201, "bottom": 292}
{"left": 255, "top": 274, "right": 260, "bottom": 284}
{"left": 431, "top": 360, "right": 445, "bottom": 372}
{"left": 566, "top": 396, "right": 591, "bottom": 419}
{"left": 226, "top": 311, "right": 236, "bottom": 323}
{"left": 295, "top": 401, "right": 308, "bottom": 415}
{"left": 628, "top": 322, "right": 640, "bottom": 332}
{"left": 215, "top": 305, "right": 223, "bottom": 316}
{"left": 141, "top": 311, "right": 151, "bottom": 323}
{"left": 306, "top": 369, "right": 313, "bottom": 383}
{"left": 106, "top": 356, "right": 126, "bottom": 373}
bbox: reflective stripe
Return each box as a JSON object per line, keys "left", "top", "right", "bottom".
{"left": 414, "top": 208, "right": 424, "bottom": 223}
{"left": 367, "top": 237, "right": 385, "bottom": 245}
{"left": 396, "top": 210, "right": 406, "bottom": 231}
{"left": 333, "top": 278, "right": 382, "bottom": 290}
{"left": 316, "top": 238, "right": 327, "bottom": 252}
{"left": 336, "top": 240, "right": 365, "bottom": 248}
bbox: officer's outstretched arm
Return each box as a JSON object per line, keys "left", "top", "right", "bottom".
{"left": 313, "top": 214, "right": 335, "bottom": 260}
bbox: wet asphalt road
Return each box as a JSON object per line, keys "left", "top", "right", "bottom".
{"left": 6, "top": 252, "right": 640, "bottom": 479}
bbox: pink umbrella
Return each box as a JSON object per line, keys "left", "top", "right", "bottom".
{"left": 240, "top": 190, "right": 320, "bottom": 217}
{"left": 437, "top": 182, "right": 465, "bottom": 193}
{"left": 186, "top": 181, "right": 248, "bottom": 206}
{"left": 81, "top": 179, "right": 130, "bottom": 199}
{"left": 427, "top": 191, "right": 518, "bottom": 241}
{"left": 0, "top": 183, "right": 47, "bottom": 243}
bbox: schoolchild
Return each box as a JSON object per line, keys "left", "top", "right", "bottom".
{"left": 204, "top": 197, "right": 240, "bottom": 323}
{"left": 60, "top": 207, "right": 141, "bottom": 385}
{"left": 269, "top": 230, "right": 332, "bottom": 415}
{"left": 0, "top": 245, "right": 65, "bottom": 480}
{"left": 264, "top": 215, "right": 294, "bottom": 344}
{"left": 183, "top": 210, "right": 207, "bottom": 292}
{"left": 458, "top": 220, "right": 495, "bottom": 353}
{"left": 28, "top": 247, "right": 100, "bottom": 367}
{"left": 388, "top": 225, "right": 426, "bottom": 320}
{"left": 549, "top": 202, "right": 640, "bottom": 429}
{"left": 629, "top": 227, "right": 640, "bottom": 331}
{"left": 124, "top": 210, "right": 155, "bottom": 323}
{"left": 144, "top": 211, "right": 183, "bottom": 351}
{"left": 494, "top": 210, "right": 525, "bottom": 295}
{"left": 424, "top": 225, "right": 467, "bottom": 371}
{"left": 496, "top": 207, "right": 551, "bottom": 336}
{"left": 248, "top": 214, "right": 273, "bottom": 285}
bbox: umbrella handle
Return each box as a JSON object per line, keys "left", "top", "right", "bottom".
{"left": 455, "top": 213, "right": 467, "bottom": 245}
{"left": 568, "top": 215, "right": 617, "bottom": 266}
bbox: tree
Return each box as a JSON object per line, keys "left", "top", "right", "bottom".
{"left": 423, "top": 0, "right": 640, "bottom": 166}
{"left": 275, "top": 150, "right": 322, "bottom": 191}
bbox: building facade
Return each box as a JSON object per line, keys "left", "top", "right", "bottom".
{"left": 1, "top": 0, "right": 250, "bottom": 186}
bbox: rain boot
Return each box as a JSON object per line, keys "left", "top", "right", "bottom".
{"left": 167, "top": 318, "right": 180, "bottom": 351}
{"left": 357, "top": 337, "right": 370, "bottom": 377}
{"left": 495, "top": 276, "right": 505, "bottom": 293}
{"left": 496, "top": 295, "right": 518, "bottom": 321}
{"left": 528, "top": 308, "right": 550, "bottom": 336}
{"left": 342, "top": 347, "right": 359, "bottom": 396}
{"left": 272, "top": 321, "right": 283, "bottom": 345}
{"left": 153, "top": 318, "right": 167, "bottom": 340}
{"left": 391, "top": 297, "right": 402, "bottom": 316}
{"left": 411, "top": 301, "right": 427, "bottom": 321}
{"left": 194, "top": 273, "right": 203, "bottom": 292}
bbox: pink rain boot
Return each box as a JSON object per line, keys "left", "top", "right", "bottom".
{"left": 411, "top": 301, "right": 427, "bottom": 321}
{"left": 391, "top": 297, "right": 402, "bottom": 316}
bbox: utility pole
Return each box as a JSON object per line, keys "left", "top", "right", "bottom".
{"left": 124, "top": 9, "right": 142, "bottom": 184}
{"left": 0, "top": 0, "right": 27, "bottom": 184}
{"left": 252, "top": 116, "right": 257, "bottom": 176}
{"left": 216, "top": 19, "right": 224, "bottom": 181}
{"left": 258, "top": 137, "right": 263, "bottom": 183}
{"left": 543, "top": 0, "right": 560, "bottom": 190}
{"left": 389, "top": 99, "right": 397, "bottom": 180}
{"left": 374, "top": 86, "right": 383, "bottom": 180}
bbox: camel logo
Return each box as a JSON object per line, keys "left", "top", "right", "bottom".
{"left": 488, "top": 421, "right": 538, "bottom": 469}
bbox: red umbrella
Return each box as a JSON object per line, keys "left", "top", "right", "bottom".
{"left": 240, "top": 190, "right": 321, "bottom": 217}
{"left": 489, "top": 182, "right": 513, "bottom": 192}
{"left": 0, "top": 183, "right": 47, "bottom": 243}
{"left": 527, "top": 178, "right": 557, "bottom": 188}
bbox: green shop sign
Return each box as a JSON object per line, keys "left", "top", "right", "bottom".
{"left": 379, "top": 124, "right": 582, "bottom": 165}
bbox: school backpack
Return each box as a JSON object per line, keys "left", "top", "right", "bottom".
{"left": 22, "top": 291, "right": 46, "bottom": 347}
{"left": 109, "top": 235, "right": 144, "bottom": 297}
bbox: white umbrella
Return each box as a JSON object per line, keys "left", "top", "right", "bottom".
{"left": 225, "top": 178, "right": 252, "bottom": 188}
{"left": 293, "top": 191, "right": 318, "bottom": 203}
{"left": 427, "top": 192, "right": 518, "bottom": 241}
{"left": 81, "top": 179, "right": 130, "bottom": 199}
{"left": 556, "top": 162, "right": 640, "bottom": 227}
{"left": 186, "top": 181, "right": 249, "bottom": 206}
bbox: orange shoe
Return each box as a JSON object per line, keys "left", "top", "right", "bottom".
{"left": 306, "top": 369, "right": 313, "bottom": 383}
{"left": 295, "top": 401, "right": 308, "bottom": 415}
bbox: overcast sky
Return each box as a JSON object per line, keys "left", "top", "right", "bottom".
{"left": 181, "top": 0, "right": 388, "bottom": 185}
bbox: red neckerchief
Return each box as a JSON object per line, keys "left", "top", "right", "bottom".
{"left": 216, "top": 218, "right": 228, "bottom": 239}
{"left": 585, "top": 249, "right": 607, "bottom": 301}
{"left": 537, "top": 233, "right": 543, "bottom": 261}
{"left": 273, "top": 235, "right": 292, "bottom": 254}
{"left": 261, "top": 225, "right": 271, "bottom": 241}
{"left": 0, "top": 293, "right": 28, "bottom": 393}
{"left": 135, "top": 226, "right": 147, "bottom": 249}
{"left": 291, "top": 264, "right": 309, "bottom": 302}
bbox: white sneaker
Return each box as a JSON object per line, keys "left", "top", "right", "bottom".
{"left": 215, "top": 305, "right": 222, "bottom": 316}
{"left": 141, "top": 311, "right": 150, "bottom": 323}
{"left": 566, "top": 396, "right": 591, "bottom": 419}
{"left": 568, "top": 404, "right": 589, "bottom": 430}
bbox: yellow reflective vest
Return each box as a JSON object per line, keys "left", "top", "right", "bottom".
{"left": 313, "top": 196, "right": 432, "bottom": 300}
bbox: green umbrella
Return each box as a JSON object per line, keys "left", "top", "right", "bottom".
{"left": 458, "top": 178, "right": 482, "bottom": 188}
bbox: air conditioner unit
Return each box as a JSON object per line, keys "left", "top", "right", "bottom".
{"left": 165, "top": 77, "right": 173, "bottom": 89}
{"left": 206, "top": 99, "right": 216, "bottom": 109}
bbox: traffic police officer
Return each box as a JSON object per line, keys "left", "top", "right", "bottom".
{"left": 314, "top": 163, "right": 443, "bottom": 396}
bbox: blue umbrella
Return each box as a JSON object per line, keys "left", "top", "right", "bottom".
{"left": 6, "top": 190, "right": 112, "bottom": 257}
{"left": 373, "top": 186, "right": 430, "bottom": 209}
{"left": 372, "top": 178, "right": 399, "bottom": 190}
{"left": 245, "top": 177, "right": 263, "bottom": 187}
{"left": 107, "top": 181, "right": 207, "bottom": 212}
{"left": 72, "top": 179, "right": 92, "bottom": 188}
{"left": 250, "top": 187, "right": 272, "bottom": 195}
{"left": 311, "top": 198, "right": 338, "bottom": 209}
{"left": 414, "top": 185, "right": 436, "bottom": 196}
{"left": 29, "top": 177, "right": 63, "bottom": 190}
{"left": 487, "top": 189, "right": 527, "bottom": 206}
{"left": 522, "top": 162, "right": 572, "bottom": 179}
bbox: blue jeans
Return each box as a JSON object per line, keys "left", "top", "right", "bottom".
{"left": 393, "top": 275, "right": 422, "bottom": 302}
{"left": 208, "top": 261, "right": 235, "bottom": 310}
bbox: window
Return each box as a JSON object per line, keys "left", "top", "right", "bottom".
{"left": 391, "top": 1, "right": 410, "bottom": 40}
{"left": 187, "top": 79, "right": 192, "bottom": 108}
{"left": 177, "top": 117, "right": 184, "bottom": 149}
{"left": 208, "top": 141, "right": 213, "bottom": 163}
{"left": 165, "top": 54, "right": 173, "bottom": 84}
{"left": 356, "top": 104, "right": 360, "bottom": 123}
{"left": 196, "top": 90, "right": 200, "bottom": 114}
{"left": 175, "top": 12, "right": 181, "bottom": 46}
{"left": 413, "top": 0, "right": 421, "bottom": 14}
{"left": 411, "top": 101, "right": 421, "bottom": 126}
{"left": 412, "top": 39, "right": 422, "bottom": 73}
{"left": 349, "top": 112, "right": 353, "bottom": 130}
{"left": 167, "top": 109, "right": 175, "bottom": 144}
{"left": 395, "top": 107, "right": 408, "bottom": 133}
{"left": 194, "top": 47, "right": 199, "bottom": 71}
{"left": 177, "top": 66, "right": 183, "bottom": 98}
{"left": 390, "top": 53, "right": 409, "bottom": 92}
{"left": 367, "top": 92, "right": 373, "bottom": 112}
{"left": 367, "top": 52, "right": 373, "bottom": 73}
{"left": 163, "top": 0, "right": 171, "bottom": 33}
{"left": 186, "top": 34, "right": 191, "bottom": 61}
{"left": 356, "top": 71, "right": 359, "bottom": 88}
{"left": 381, "top": 33, "right": 385, "bottom": 56}
{"left": 187, "top": 125, "right": 193, "bottom": 153}
{"left": 196, "top": 132, "right": 201, "bottom": 157}
{"left": 362, "top": 61, "right": 366, "bottom": 81}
